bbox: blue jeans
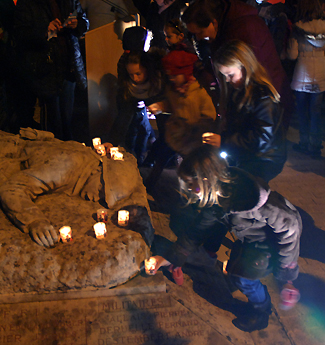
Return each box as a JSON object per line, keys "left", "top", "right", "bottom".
{"left": 294, "top": 91, "right": 323, "bottom": 149}
{"left": 230, "top": 276, "right": 267, "bottom": 305}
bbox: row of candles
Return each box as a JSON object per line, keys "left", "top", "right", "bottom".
{"left": 92, "top": 137, "right": 124, "bottom": 160}
{"left": 59, "top": 209, "right": 130, "bottom": 242}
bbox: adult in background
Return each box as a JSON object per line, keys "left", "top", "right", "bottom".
{"left": 181, "top": 0, "right": 294, "bottom": 130}
{"left": 14, "top": 0, "right": 89, "bottom": 141}
{"left": 287, "top": 0, "right": 325, "bottom": 158}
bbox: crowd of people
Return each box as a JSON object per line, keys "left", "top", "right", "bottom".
{"left": 1, "top": 0, "right": 324, "bottom": 334}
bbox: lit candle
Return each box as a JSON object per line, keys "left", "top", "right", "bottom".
{"left": 92, "top": 137, "right": 101, "bottom": 148}
{"left": 113, "top": 152, "right": 124, "bottom": 161}
{"left": 202, "top": 132, "right": 215, "bottom": 143}
{"left": 118, "top": 210, "right": 129, "bottom": 226}
{"left": 59, "top": 226, "right": 72, "bottom": 243}
{"left": 93, "top": 222, "right": 107, "bottom": 239}
{"left": 145, "top": 257, "right": 157, "bottom": 274}
{"left": 96, "top": 144, "right": 106, "bottom": 156}
{"left": 110, "top": 147, "right": 119, "bottom": 159}
{"left": 97, "top": 208, "right": 108, "bottom": 223}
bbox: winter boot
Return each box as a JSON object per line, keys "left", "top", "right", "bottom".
{"left": 232, "top": 287, "right": 272, "bottom": 332}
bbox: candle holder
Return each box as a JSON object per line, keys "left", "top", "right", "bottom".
{"left": 93, "top": 222, "right": 107, "bottom": 239}
{"left": 145, "top": 257, "right": 157, "bottom": 274}
{"left": 110, "top": 147, "right": 119, "bottom": 159}
{"left": 92, "top": 137, "right": 101, "bottom": 148}
{"left": 97, "top": 208, "right": 108, "bottom": 223}
{"left": 113, "top": 151, "right": 124, "bottom": 160}
{"left": 96, "top": 144, "right": 106, "bottom": 156}
{"left": 59, "top": 226, "right": 72, "bottom": 243}
{"left": 118, "top": 210, "right": 129, "bottom": 226}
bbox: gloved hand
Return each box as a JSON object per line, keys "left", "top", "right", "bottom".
{"left": 28, "top": 219, "right": 58, "bottom": 247}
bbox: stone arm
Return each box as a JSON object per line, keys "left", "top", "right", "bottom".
{"left": 0, "top": 150, "right": 98, "bottom": 247}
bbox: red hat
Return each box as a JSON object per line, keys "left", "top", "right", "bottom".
{"left": 162, "top": 50, "right": 198, "bottom": 81}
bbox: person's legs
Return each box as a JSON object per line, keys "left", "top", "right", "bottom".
{"left": 59, "top": 79, "right": 76, "bottom": 141}
{"left": 230, "top": 276, "right": 272, "bottom": 332}
{"left": 294, "top": 91, "right": 309, "bottom": 150}
{"left": 43, "top": 94, "right": 63, "bottom": 139}
{"left": 308, "top": 92, "right": 323, "bottom": 155}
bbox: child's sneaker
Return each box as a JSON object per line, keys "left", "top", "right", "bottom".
{"left": 168, "top": 265, "right": 184, "bottom": 286}
{"left": 279, "top": 284, "right": 300, "bottom": 310}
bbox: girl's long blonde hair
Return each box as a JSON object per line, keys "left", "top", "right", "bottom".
{"left": 213, "top": 40, "right": 280, "bottom": 110}
{"left": 178, "top": 145, "right": 233, "bottom": 208}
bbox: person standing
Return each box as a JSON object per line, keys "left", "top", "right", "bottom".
{"left": 287, "top": 0, "right": 325, "bottom": 157}
{"left": 14, "top": 0, "right": 89, "bottom": 141}
{"left": 181, "top": 0, "right": 294, "bottom": 130}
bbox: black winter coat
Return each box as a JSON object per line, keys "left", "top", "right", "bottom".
{"left": 220, "top": 84, "right": 287, "bottom": 182}
{"left": 165, "top": 168, "right": 302, "bottom": 282}
{"left": 14, "top": 0, "right": 89, "bottom": 97}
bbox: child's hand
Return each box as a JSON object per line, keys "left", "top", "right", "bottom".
{"left": 202, "top": 132, "right": 221, "bottom": 147}
{"left": 147, "top": 102, "right": 164, "bottom": 115}
{"left": 145, "top": 256, "right": 171, "bottom": 275}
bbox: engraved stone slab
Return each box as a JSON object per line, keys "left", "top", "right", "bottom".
{"left": 0, "top": 291, "right": 232, "bottom": 345}
{"left": 88, "top": 293, "right": 232, "bottom": 345}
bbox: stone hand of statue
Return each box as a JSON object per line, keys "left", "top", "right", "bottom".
{"left": 145, "top": 255, "right": 171, "bottom": 275}
{"left": 28, "top": 219, "right": 59, "bottom": 247}
{"left": 202, "top": 132, "right": 221, "bottom": 147}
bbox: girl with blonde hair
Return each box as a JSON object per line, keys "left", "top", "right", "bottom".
{"left": 146, "top": 144, "right": 302, "bottom": 332}
{"left": 203, "top": 40, "right": 286, "bottom": 182}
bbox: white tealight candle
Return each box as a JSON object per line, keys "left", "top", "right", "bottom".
{"left": 145, "top": 257, "right": 157, "bottom": 274}
{"left": 118, "top": 210, "right": 129, "bottom": 226}
{"left": 110, "top": 147, "right": 119, "bottom": 159}
{"left": 93, "top": 222, "right": 107, "bottom": 239}
{"left": 96, "top": 144, "right": 106, "bottom": 156}
{"left": 113, "top": 152, "right": 124, "bottom": 161}
{"left": 59, "top": 226, "right": 72, "bottom": 243}
{"left": 92, "top": 137, "right": 101, "bottom": 148}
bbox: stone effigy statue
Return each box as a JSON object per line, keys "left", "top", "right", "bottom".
{"left": 0, "top": 129, "right": 154, "bottom": 294}
{"left": 0, "top": 128, "right": 152, "bottom": 246}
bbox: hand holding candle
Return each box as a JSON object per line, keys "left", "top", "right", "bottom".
{"left": 202, "top": 132, "right": 221, "bottom": 147}
{"left": 145, "top": 256, "right": 171, "bottom": 275}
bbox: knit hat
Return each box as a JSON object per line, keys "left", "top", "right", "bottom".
{"left": 162, "top": 50, "right": 198, "bottom": 81}
{"left": 122, "top": 26, "right": 148, "bottom": 51}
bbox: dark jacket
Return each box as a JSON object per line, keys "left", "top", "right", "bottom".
{"left": 165, "top": 167, "right": 302, "bottom": 281}
{"left": 212, "top": 0, "right": 294, "bottom": 128}
{"left": 14, "top": 0, "right": 89, "bottom": 97}
{"left": 220, "top": 84, "right": 287, "bottom": 181}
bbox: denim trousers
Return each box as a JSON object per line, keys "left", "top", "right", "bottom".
{"left": 230, "top": 276, "right": 267, "bottom": 305}
{"left": 294, "top": 90, "right": 323, "bottom": 148}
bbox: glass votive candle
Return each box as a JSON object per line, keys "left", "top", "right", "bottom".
{"left": 96, "top": 144, "right": 106, "bottom": 156}
{"left": 92, "top": 137, "right": 101, "bottom": 148}
{"left": 59, "top": 226, "right": 72, "bottom": 243}
{"left": 145, "top": 257, "right": 157, "bottom": 274}
{"left": 202, "top": 132, "right": 215, "bottom": 143}
{"left": 118, "top": 210, "right": 129, "bottom": 226}
{"left": 97, "top": 208, "right": 108, "bottom": 223}
{"left": 113, "top": 152, "right": 124, "bottom": 161}
{"left": 93, "top": 222, "right": 107, "bottom": 239}
{"left": 110, "top": 147, "right": 119, "bottom": 159}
